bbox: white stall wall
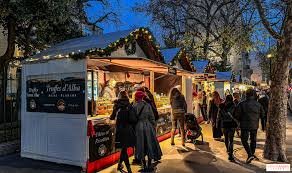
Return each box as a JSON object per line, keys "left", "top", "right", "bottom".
{"left": 182, "top": 76, "right": 193, "bottom": 113}
{"left": 21, "top": 58, "right": 87, "bottom": 167}
{"left": 214, "top": 82, "right": 224, "bottom": 99}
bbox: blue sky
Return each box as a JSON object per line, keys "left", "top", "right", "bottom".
{"left": 86, "top": 0, "right": 150, "bottom": 32}
{"left": 85, "top": 0, "right": 164, "bottom": 44}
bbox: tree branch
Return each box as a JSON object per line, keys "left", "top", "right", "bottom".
{"left": 254, "top": 0, "right": 282, "bottom": 40}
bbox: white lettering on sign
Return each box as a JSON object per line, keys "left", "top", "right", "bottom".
{"left": 46, "top": 85, "right": 62, "bottom": 94}
{"left": 95, "top": 137, "right": 110, "bottom": 144}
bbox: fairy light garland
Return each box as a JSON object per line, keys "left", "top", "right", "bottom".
{"left": 27, "top": 27, "right": 163, "bottom": 62}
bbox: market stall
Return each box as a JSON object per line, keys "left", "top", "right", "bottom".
{"left": 161, "top": 47, "right": 195, "bottom": 113}
{"left": 21, "top": 28, "right": 193, "bottom": 173}
{"left": 191, "top": 60, "right": 216, "bottom": 120}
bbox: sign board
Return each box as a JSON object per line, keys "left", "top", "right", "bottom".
{"left": 89, "top": 123, "right": 115, "bottom": 162}
{"left": 26, "top": 73, "right": 85, "bottom": 114}
{"left": 168, "top": 67, "right": 177, "bottom": 75}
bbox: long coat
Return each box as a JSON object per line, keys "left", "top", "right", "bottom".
{"left": 208, "top": 100, "right": 223, "bottom": 138}
{"left": 133, "top": 101, "right": 162, "bottom": 161}
{"left": 110, "top": 99, "right": 136, "bottom": 148}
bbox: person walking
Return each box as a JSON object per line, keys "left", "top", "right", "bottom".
{"left": 110, "top": 91, "right": 137, "bottom": 173}
{"left": 200, "top": 91, "right": 208, "bottom": 121}
{"left": 208, "top": 91, "right": 223, "bottom": 140}
{"left": 235, "top": 88, "right": 265, "bottom": 164}
{"left": 133, "top": 91, "right": 162, "bottom": 171}
{"left": 170, "top": 88, "right": 187, "bottom": 146}
{"left": 233, "top": 92, "right": 241, "bottom": 137}
{"left": 217, "top": 95, "right": 238, "bottom": 162}
{"left": 258, "top": 91, "right": 269, "bottom": 131}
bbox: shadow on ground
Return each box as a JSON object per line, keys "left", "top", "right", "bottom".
{"left": 0, "top": 154, "right": 82, "bottom": 173}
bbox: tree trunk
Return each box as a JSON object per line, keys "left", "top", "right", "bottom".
{"left": 264, "top": 3, "right": 292, "bottom": 161}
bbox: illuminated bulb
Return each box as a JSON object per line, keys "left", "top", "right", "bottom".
{"left": 71, "top": 52, "right": 75, "bottom": 55}
{"left": 148, "top": 35, "right": 152, "bottom": 39}
{"left": 125, "top": 38, "right": 128, "bottom": 42}
{"left": 145, "top": 30, "right": 149, "bottom": 34}
{"left": 78, "top": 50, "right": 81, "bottom": 52}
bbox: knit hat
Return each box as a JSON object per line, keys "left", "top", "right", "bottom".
{"left": 135, "top": 91, "right": 146, "bottom": 101}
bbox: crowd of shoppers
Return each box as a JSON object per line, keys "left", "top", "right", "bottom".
{"left": 206, "top": 88, "right": 267, "bottom": 164}
{"left": 110, "top": 83, "right": 269, "bottom": 173}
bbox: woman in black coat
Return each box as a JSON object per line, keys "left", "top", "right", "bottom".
{"left": 217, "top": 95, "right": 238, "bottom": 161}
{"left": 208, "top": 91, "right": 223, "bottom": 139}
{"left": 110, "top": 91, "right": 136, "bottom": 173}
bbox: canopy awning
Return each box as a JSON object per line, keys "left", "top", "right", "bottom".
{"left": 88, "top": 56, "right": 194, "bottom": 77}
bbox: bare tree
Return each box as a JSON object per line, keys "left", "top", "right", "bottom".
{"left": 254, "top": 0, "right": 291, "bottom": 162}
{"left": 135, "top": 0, "right": 254, "bottom": 71}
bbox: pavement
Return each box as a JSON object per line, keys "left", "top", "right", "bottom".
{"left": 1, "top": 115, "right": 292, "bottom": 173}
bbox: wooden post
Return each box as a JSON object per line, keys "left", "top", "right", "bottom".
{"left": 150, "top": 71, "right": 154, "bottom": 93}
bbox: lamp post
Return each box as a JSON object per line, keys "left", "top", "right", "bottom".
{"left": 267, "top": 53, "right": 272, "bottom": 85}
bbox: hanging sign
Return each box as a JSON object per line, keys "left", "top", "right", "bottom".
{"left": 26, "top": 73, "right": 85, "bottom": 114}
{"left": 168, "top": 67, "right": 177, "bottom": 75}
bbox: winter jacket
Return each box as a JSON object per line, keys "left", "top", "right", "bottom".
{"left": 110, "top": 98, "right": 136, "bottom": 148}
{"left": 235, "top": 96, "right": 265, "bottom": 130}
{"left": 170, "top": 94, "right": 187, "bottom": 118}
{"left": 217, "top": 102, "right": 238, "bottom": 128}
{"left": 258, "top": 95, "right": 269, "bottom": 116}
{"left": 133, "top": 101, "right": 162, "bottom": 160}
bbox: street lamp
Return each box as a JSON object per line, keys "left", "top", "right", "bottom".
{"left": 267, "top": 53, "right": 273, "bottom": 85}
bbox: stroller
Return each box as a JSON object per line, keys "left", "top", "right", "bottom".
{"left": 185, "top": 113, "right": 203, "bottom": 143}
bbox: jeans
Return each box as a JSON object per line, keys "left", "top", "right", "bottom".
{"left": 171, "top": 114, "right": 185, "bottom": 145}
{"left": 200, "top": 104, "right": 208, "bottom": 121}
{"left": 261, "top": 116, "right": 267, "bottom": 131}
{"left": 241, "top": 130, "right": 257, "bottom": 157}
{"left": 222, "top": 128, "right": 235, "bottom": 156}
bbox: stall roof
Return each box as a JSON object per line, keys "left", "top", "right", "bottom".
{"left": 28, "top": 28, "right": 164, "bottom": 63}
{"left": 161, "top": 48, "right": 181, "bottom": 64}
{"left": 215, "top": 71, "right": 232, "bottom": 81}
{"left": 33, "top": 30, "right": 133, "bottom": 59}
{"left": 192, "top": 60, "right": 209, "bottom": 73}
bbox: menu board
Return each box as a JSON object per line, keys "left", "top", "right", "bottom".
{"left": 89, "top": 123, "right": 115, "bottom": 161}
{"left": 26, "top": 73, "right": 85, "bottom": 114}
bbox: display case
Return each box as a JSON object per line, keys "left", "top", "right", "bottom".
{"left": 96, "top": 98, "right": 114, "bottom": 117}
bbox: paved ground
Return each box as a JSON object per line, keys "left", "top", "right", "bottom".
{"left": 103, "top": 113, "right": 292, "bottom": 173}
{"left": 1, "top": 114, "right": 292, "bottom": 173}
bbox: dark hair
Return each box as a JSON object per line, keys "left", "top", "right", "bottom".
{"left": 225, "top": 95, "right": 233, "bottom": 103}
{"left": 118, "top": 91, "right": 129, "bottom": 100}
{"left": 246, "top": 88, "right": 256, "bottom": 98}
{"left": 170, "top": 88, "right": 181, "bottom": 103}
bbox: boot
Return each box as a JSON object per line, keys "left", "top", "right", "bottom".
{"left": 125, "top": 163, "right": 132, "bottom": 173}
{"left": 117, "top": 162, "right": 124, "bottom": 171}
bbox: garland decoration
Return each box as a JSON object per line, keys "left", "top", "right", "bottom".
{"left": 27, "top": 27, "right": 163, "bottom": 63}
{"left": 125, "top": 41, "right": 136, "bottom": 55}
